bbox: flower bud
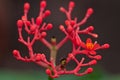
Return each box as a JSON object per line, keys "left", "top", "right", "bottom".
{"left": 89, "top": 60, "right": 97, "bottom": 65}
{"left": 70, "top": 20, "right": 75, "bottom": 26}
{"left": 59, "top": 25, "right": 65, "bottom": 31}
{"left": 68, "top": 54, "right": 74, "bottom": 59}
{"left": 94, "top": 55, "right": 102, "bottom": 60}
{"left": 87, "top": 8, "right": 93, "bottom": 16}
{"left": 102, "top": 44, "right": 110, "bottom": 49}
{"left": 60, "top": 7, "right": 66, "bottom": 13}
{"left": 46, "top": 69, "right": 51, "bottom": 75}
{"left": 65, "top": 20, "right": 70, "bottom": 26}
{"left": 44, "top": 10, "right": 51, "bottom": 17}
{"left": 69, "top": 1, "right": 75, "bottom": 8}
{"left": 36, "top": 16, "right": 42, "bottom": 25}
{"left": 40, "top": 1, "right": 46, "bottom": 8}
{"left": 88, "top": 26, "right": 94, "bottom": 31}
{"left": 86, "top": 67, "right": 93, "bottom": 74}
{"left": 17, "top": 20, "right": 23, "bottom": 28}
{"left": 30, "top": 25, "right": 36, "bottom": 32}
{"left": 41, "top": 32, "right": 47, "bottom": 38}
{"left": 67, "top": 26, "right": 73, "bottom": 33}
{"left": 24, "top": 2, "right": 30, "bottom": 11}
{"left": 21, "top": 16, "right": 26, "bottom": 21}
{"left": 36, "top": 54, "right": 41, "bottom": 61}
{"left": 46, "top": 23, "right": 53, "bottom": 30}
{"left": 13, "top": 50, "right": 20, "bottom": 57}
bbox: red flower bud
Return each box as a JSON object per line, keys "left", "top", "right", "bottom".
{"left": 88, "top": 26, "right": 94, "bottom": 31}
{"left": 86, "top": 67, "right": 93, "bottom": 74}
{"left": 67, "top": 26, "right": 73, "bottom": 32}
{"left": 46, "top": 23, "right": 53, "bottom": 30}
{"left": 89, "top": 60, "right": 97, "bottom": 65}
{"left": 17, "top": 20, "right": 23, "bottom": 28}
{"left": 59, "top": 25, "right": 65, "bottom": 31}
{"left": 103, "top": 44, "right": 110, "bottom": 49}
{"left": 24, "top": 2, "right": 30, "bottom": 11}
{"left": 44, "top": 10, "right": 51, "bottom": 17}
{"left": 21, "top": 16, "right": 27, "bottom": 21}
{"left": 94, "top": 55, "right": 102, "bottom": 60}
{"left": 36, "top": 16, "right": 42, "bottom": 25}
{"left": 69, "top": 1, "right": 75, "bottom": 8}
{"left": 40, "top": 1, "right": 46, "bottom": 8}
{"left": 30, "top": 25, "right": 36, "bottom": 32}
{"left": 60, "top": 7, "right": 66, "bottom": 13}
{"left": 13, "top": 50, "right": 20, "bottom": 57}
{"left": 46, "top": 69, "right": 51, "bottom": 75}
{"left": 65, "top": 20, "right": 70, "bottom": 26}
{"left": 68, "top": 54, "right": 74, "bottom": 58}
{"left": 41, "top": 32, "right": 47, "bottom": 38}
{"left": 36, "top": 54, "right": 41, "bottom": 61}
{"left": 70, "top": 20, "right": 75, "bottom": 26}
{"left": 87, "top": 8, "right": 93, "bottom": 16}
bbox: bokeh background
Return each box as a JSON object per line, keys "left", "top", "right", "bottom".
{"left": 0, "top": 0, "right": 120, "bottom": 80}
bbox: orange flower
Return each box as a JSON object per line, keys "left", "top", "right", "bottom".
{"left": 85, "top": 38, "right": 100, "bottom": 55}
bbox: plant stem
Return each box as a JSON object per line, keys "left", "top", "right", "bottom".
{"left": 50, "top": 45, "right": 57, "bottom": 65}
{"left": 50, "top": 36, "right": 57, "bottom": 65}
{"left": 48, "top": 76, "right": 54, "bottom": 80}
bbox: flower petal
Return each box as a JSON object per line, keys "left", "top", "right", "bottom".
{"left": 86, "top": 38, "right": 92, "bottom": 43}
{"left": 94, "top": 43, "right": 100, "bottom": 50}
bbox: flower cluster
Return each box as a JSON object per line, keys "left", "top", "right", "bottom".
{"left": 13, "top": 0, "right": 109, "bottom": 78}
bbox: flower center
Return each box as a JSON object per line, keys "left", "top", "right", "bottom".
{"left": 86, "top": 42, "right": 94, "bottom": 50}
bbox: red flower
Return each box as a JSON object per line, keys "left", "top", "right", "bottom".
{"left": 83, "top": 38, "right": 100, "bottom": 55}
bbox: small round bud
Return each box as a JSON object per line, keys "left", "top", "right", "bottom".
{"left": 46, "top": 69, "right": 51, "bottom": 75}
{"left": 46, "top": 23, "right": 53, "bottom": 30}
{"left": 68, "top": 54, "right": 74, "bottom": 58}
{"left": 30, "top": 25, "right": 36, "bottom": 32}
{"left": 69, "top": 1, "right": 75, "bottom": 8}
{"left": 67, "top": 26, "right": 73, "bottom": 32}
{"left": 103, "top": 44, "right": 110, "bottom": 49}
{"left": 13, "top": 50, "right": 19, "bottom": 57}
{"left": 89, "top": 60, "right": 97, "bottom": 65}
{"left": 40, "top": 1, "right": 46, "bottom": 8}
{"left": 60, "top": 7, "right": 66, "bottom": 13}
{"left": 59, "top": 25, "right": 65, "bottom": 31}
{"left": 24, "top": 2, "right": 30, "bottom": 11}
{"left": 65, "top": 20, "right": 70, "bottom": 26}
{"left": 94, "top": 55, "right": 102, "bottom": 60}
{"left": 41, "top": 54, "right": 46, "bottom": 60}
{"left": 87, "top": 8, "right": 94, "bottom": 16}
{"left": 21, "top": 16, "right": 26, "bottom": 21}
{"left": 87, "top": 67, "right": 93, "bottom": 74}
{"left": 17, "top": 20, "right": 23, "bottom": 28}
{"left": 44, "top": 10, "right": 51, "bottom": 17}
{"left": 88, "top": 26, "right": 94, "bottom": 31}
{"left": 70, "top": 20, "right": 75, "bottom": 26}
{"left": 36, "top": 54, "right": 41, "bottom": 61}
{"left": 36, "top": 16, "right": 42, "bottom": 25}
{"left": 41, "top": 32, "right": 47, "bottom": 38}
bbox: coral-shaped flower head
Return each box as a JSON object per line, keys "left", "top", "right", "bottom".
{"left": 13, "top": 0, "right": 110, "bottom": 79}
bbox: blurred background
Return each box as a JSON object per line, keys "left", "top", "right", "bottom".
{"left": 0, "top": 0, "right": 120, "bottom": 80}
